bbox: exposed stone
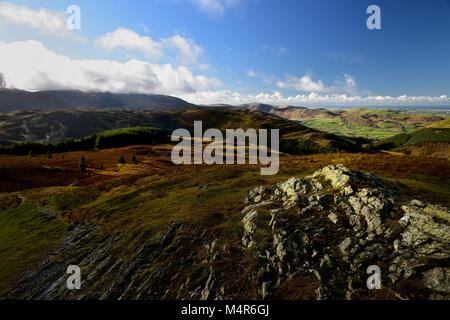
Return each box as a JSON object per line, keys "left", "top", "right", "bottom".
{"left": 339, "top": 238, "right": 352, "bottom": 256}
{"left": 328, "top": 212, "right": 338, "bottom": 224}
{"left": 348, "top": 188, "right": 392, "bottom": 236}
{"left": 240, "top": 164, "right": 450, "bottom": 300}
{"left": 422, "top": 268, "right": 450, "bottom": 295}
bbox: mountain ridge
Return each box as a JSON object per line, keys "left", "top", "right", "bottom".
{"left": 0, "top": 89, "right": 194, "bottom": 112}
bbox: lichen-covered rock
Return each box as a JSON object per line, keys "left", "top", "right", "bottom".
{"left": 311, "top": 164, "right": 352, "bottom": 189}
{"left": 422, "top": 268, "right": 450, "bottom": 297}
{"left": 348, "top": 188, "right": 393, "bottom": 236}
{"left": 241, "top": 164, "right": 450, "bottom": 300}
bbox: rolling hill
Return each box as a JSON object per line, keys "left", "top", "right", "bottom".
{"left": 375, "top": 126, "right": 450, "bottom": 158}
{"left": 0, "top": 107, "right": 361, "bottom": 155}
{"left": 377, "top": 128, "right": 450, "bottom": 148}
{"left": 427, "top": 119, "right": 450, "bottom": 128}
{"left": 241, "top": 103, "right": 449, "bottom": 140}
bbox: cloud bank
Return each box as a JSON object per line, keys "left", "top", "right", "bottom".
{"left": 0, "top": 40, "right": 447, "bottom": 107}
{"left": 0, "top": 40, "right": 221, "bottom": 95}
{"left": 179, "top": 90, "right": 449, "bottom": 107}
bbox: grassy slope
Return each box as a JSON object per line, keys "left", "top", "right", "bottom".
{"left": 1, "top": 147, "right": 450, "bottom": 297}
{"left": 300, "top": 117, "right": 414, "bottom": 140}
{"left": 0, "top": 196, "right": 68, "bottom": 294}
{"left": 376, "top": 128, "right": 450, "bottom": 148}
{"left": 0, "top": 108, "right": 361, "bottom": 155}
{"left": 174, "top": 108, "right": 360, "bottom": 153}
{"left": 299, "top": 108, "right": 448, "bottom": 140}
{"left": 427, "top": 119, "right": 450, "bottom": 128}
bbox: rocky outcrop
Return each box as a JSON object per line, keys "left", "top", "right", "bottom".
{"left": 241, "top": 164, "right": 450, "bottom": 299}
{"left": 6, "top": 222, "right": 224, "bottom": 300}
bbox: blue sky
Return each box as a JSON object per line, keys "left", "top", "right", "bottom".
{"left": 0, "top": 0, "right": 449, "bottom": 106}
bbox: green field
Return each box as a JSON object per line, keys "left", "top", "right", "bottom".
{"left": 300, "top": 118, "right": 417, "bottom": 140}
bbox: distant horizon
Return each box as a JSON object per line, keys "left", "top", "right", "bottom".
{"left": 1, "top": 87, "right": 449, "bottom": 111}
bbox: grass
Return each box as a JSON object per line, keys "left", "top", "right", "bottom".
{"left": 405, "top": 128, "right": 450, "bottom": 145}
{"left": 1, "top": 146, "right": 450, "bottom": 296}
{"left": 0, "top": 152, "right": 306, "bottom": 294}
{"left": 300, "top": 109, "right": 449, "bottom": 140}
{"left": 301, "top": 118, "right": 418, "bottom": 140}
{"left": 0, "top": 200, "right": 68, "bottom": 295}
{"left": 97, "top": 127, "right": 164, "bottom": 138}
{"left": 376, "top": 128, "right": 450, "bottom": 152}
{"left": 427, "top": 119, "right": 450, "bottom": 128}
{"left": 392, "top": 177, "right": 450, "bottom": 207}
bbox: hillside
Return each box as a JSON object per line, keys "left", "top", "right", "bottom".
{"left": 375, "top": 126, "right": 450, "bottom": 159}
{"left": 241, "top": 104, "right": 449, "bottom": 140}
{"left": 376, "top": 128, "right": 450, "bottom": 148}
{"left": 0, "top": 89, "right": 193, "bottom": 113}
{"left": 0, "top": 148, "right": 449, "bottom": 299}
{"left": 427, "top": 119, "right": 450, "bottom": 128}
{"left": 0, "top": 109, "right": 172, "bottom": 145}
{"left": 243, "top": 103, "right": 337, "bottom": 121}
{"left": 0, "top": 108, "right": 360, "bottom": 154}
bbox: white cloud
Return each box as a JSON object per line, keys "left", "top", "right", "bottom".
{"left": 334, "top": 74, "right": 359, "bottom": 95}
{"left": 97, "top": 28, "right": 163, "bottom": 61}
{"left": 191, "top": 0, "right": 244, "bottom": 17}
{"left": 179, "top": 90, "right": 450, "bottom": 107}
{"left": 162, "top": 35, "right": 207, "bottom": 69}
{"left": 0, "top": 2, "right": 81, "bottom": 39}
{"left": 276, "top": 73, "right": 360, "bottom": 95}
{"left": 0, "top": 40, "right": 221, "bottom": 95}
{"left": 246, "top": 70, "right": 258, "bottom": 77}
{"left": 277, "top": 74, "right": 327, "bottom": 93}
{"left": 97, "top": 28, "right": 207, "bottom": 68}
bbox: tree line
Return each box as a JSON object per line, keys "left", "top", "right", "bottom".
{"left": 0, "top": 127, "right": 169, "bottom": 155}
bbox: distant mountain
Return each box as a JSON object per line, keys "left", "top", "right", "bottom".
{"left": 0, "top": 89, "right": 194, "bottom": 112}
{"left": 241, "top": 102, "right": 278, "bottom": 114}
{"left": 240, "top": 103, "right": 338, "bottom": 120}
